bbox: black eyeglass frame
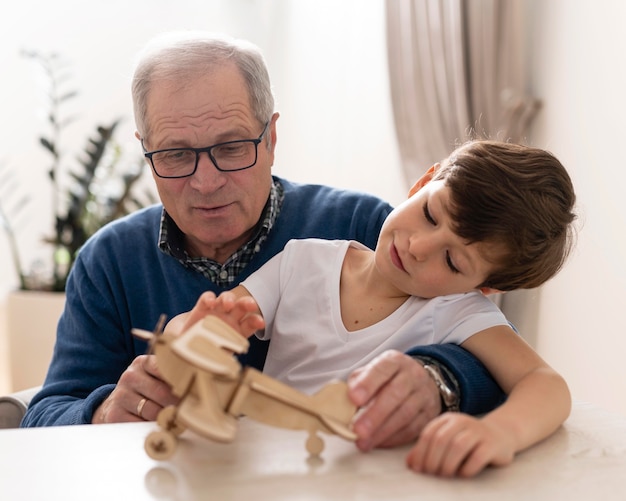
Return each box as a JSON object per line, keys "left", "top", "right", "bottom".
{"left": 142, "top": 121, "right": 270, "bottom": 178}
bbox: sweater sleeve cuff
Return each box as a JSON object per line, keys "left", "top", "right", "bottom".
{"left": 80, "top": 384, "right": 117, "bottom": 424}
{"left": 21, "top": 383, "right": 117, "bottom": 427}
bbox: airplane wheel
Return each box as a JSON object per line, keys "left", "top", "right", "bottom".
{"left": 157, "top": 406, "right": 186, "bottom": 436}
{"left": 145, "top": 430, "right": 177, "bottom": 460}
{"left": 306, "top": 433, "right": 325, "bottom": 456}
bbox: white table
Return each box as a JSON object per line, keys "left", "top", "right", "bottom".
{"left": 1, "top": 401, "right": 625, "bottom": 500}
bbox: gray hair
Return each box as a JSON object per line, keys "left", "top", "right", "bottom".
{"left": 132, "top": 31, "right": 275, "bottom": 140}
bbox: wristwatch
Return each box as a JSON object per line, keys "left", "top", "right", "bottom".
{"left": 417, "top": 360, "right": 460, "bottom": 413}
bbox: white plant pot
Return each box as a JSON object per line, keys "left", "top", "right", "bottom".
{"left": 6, "top": 290, "right": 66, "bottom": 391}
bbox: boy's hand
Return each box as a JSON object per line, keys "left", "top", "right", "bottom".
{"left": 405, "top": 412, "right": 515, "bottom": 477}
{"left": 179, "top": 291, "right": 265, "bottom": 337}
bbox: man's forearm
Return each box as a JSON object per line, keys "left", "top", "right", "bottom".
{"left": 406, "top": 343, "right": 506, "bottom": 415}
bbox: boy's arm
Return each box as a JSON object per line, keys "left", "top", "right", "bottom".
{"left": 461, "top": 325, "right": 571, "bottom": 449}
{"left": 407, "top": 325, "right": 571, "bottom": 477}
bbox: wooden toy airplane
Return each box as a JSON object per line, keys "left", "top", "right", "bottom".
{"left": 132, "top": 315, "right": 357, "bottom": 460}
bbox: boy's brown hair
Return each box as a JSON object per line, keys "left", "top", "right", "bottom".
{"left": 433, "top": 140, "right": 577, "bottom": 291}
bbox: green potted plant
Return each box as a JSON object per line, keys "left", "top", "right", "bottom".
{"left": 0, "top": 50, "right": 153, "bottom": 390}
{"left": 0, "top": 50, "right": 152, "bottom": 292}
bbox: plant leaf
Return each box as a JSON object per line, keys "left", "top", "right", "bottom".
{"left": 39, "top": 137, "right": 56, "bottom": 155}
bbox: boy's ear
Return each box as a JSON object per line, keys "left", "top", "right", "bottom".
{"left": 408, "top": 163, "right": 440, "bottom": 197}
{"left": 479, "top": 287, "right": 503, "bottom": 296}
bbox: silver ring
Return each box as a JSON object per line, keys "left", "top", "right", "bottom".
{"left": 136, "top": 397, "right": 148, "bottom": 419}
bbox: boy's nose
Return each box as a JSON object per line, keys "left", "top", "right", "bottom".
{"left": 408, "top": 233, "right": 435, "bottom": 262}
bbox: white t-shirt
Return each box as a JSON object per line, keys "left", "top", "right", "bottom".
{"left": 241, "top": 239, "right": 508, "bottom": 394}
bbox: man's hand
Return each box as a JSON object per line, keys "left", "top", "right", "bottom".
{"left": 347, "top": 350, "right": 441, "bottom": 450}
{"left": 91, "top": 354, "right": 179, "bottom": 424}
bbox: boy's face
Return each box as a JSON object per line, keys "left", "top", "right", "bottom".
{"left": 376, "top": 178, "right": 500, "bottom": 299}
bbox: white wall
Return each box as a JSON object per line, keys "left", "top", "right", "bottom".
{"left": 513, "top": 0, "right": 626, "bottom": 416}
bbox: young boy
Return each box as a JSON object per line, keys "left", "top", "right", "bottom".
{"left": 173, "top": 140, "right": 577, "bottom": 478}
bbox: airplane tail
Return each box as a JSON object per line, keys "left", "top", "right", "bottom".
{"left": 311, "top": 381, "right": 357, "bottom": 440}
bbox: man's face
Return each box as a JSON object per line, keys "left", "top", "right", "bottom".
{"left": 140, "top": 63, "right": 277, "bottom": 263}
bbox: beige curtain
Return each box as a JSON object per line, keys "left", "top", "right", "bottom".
{"left": 386, "top": 0, "right": 540, "bottom": 187}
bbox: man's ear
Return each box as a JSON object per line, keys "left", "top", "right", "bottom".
{"left": 269, "top": 111, "right": 279, "bottom": 146}
{"left": 408, "top": 163, "right": 440, "bottom": 198}
{"left": 267, "top": 112, "right": 279, "bottom": 159}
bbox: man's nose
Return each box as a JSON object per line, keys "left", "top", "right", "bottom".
{"left": 189, "top": 152, "right": 226, "bottom": 190}
{"left": 198, "top": 151, "right": 220, "bottom": 171}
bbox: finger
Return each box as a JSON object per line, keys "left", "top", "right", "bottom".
{"left": 405, "top": 433, "right": 427, "bottom": 472}
{"left": 406, "top": 418, "right": 444, "bottom": 473}
{"left": 92, "top": 355, "right": 163, "bottom": 424}
{"left": 232, "top": 297, "right": 262, "bottom": 319}
{"left": 374, "top": 363, "right": 440, "bottom": 445}
{"left": 166, "top": 313, "right": 189, "bottom": 335}
{"left": 215, "top": 291, "right": 237, "bottom": 312}
{"left": 354, "top": 392, "right": 411, "bottom": 449}
{"left": 137, "top": 355, "right": 180, "bottom": 409}
{"left": 93, "top": 391, "right": 139, "bottom": 423}
{"left": 196, "top": 291, "right": 219, "bottom": 312}
{"left": 347, "top": 351, "right": 404, "bottom": 407}
{"left": 230, "top": 298, "right": 264, "bottom": 330}
{"left": 350, "top": 352, "right": 439, "bottom": 449}
{"left": 182, "top": 291, "right": 218, "bottom": 331}
{"left": 418, "top": 415, "right": 481, "bottom": 477}
{"left": 367, "top": 403, "right": 432, "bottom": 449}
{"left": 437, "top": 428, "right": 479, "bottom": 477}
{"left": 112, "top": 355, "right": 178, "bottom": 422}
{"left": 140, "top": 353, "right": 164, "bottom": 380}
{"left": 451, "top": 444, "right": 490, "bottom": 478}
{"left": 94, "top": 374, "right": 145, "bottom": 424}
{"left": 234, "top": 295, "right": 260, "bottom": 312}
{"left": 350, "top": 383, "right": 402, "bottom": 447}
{"left": 408, "top": 417, "right": 452, "bottom": 475}
{"left": 239, "top": 314, "right": 265, "bottom": 335}
{"left": 132, "top": 395, "right": 170, "bottom": 422}
{"left": 457, "top": 424, "right": 516, "bottom": 477}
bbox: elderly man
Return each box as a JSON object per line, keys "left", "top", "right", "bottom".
{"left": 22, "top": 32, "right": 504, "bottom": 451}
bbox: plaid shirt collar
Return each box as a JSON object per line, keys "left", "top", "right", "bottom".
{"left": 158, "top": 178, "right": 284, "bottom": 287}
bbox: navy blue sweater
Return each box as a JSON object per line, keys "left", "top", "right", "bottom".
{"left": 22, "top": 177, "right": 504, "bottom": 426}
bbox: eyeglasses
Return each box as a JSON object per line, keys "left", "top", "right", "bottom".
{"left": 142, "top": 122, "right": 269, "bottom": 178}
